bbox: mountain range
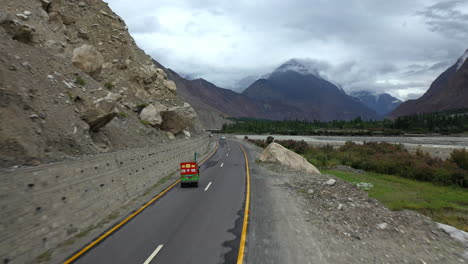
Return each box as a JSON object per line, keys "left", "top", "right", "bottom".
{"left": 390, "top": 49, "right": 468, "bottom": 117}
{"left": 167, "top": 59, "right": 383, "bottom": 128}
{"left": 165, "top": 48, "right": 468, "bottom": 128}
{"left": 350, "top": 91, "right": 402, "bottom": 116}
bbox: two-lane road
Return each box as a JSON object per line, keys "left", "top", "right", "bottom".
{"left": 70, "top": 140, "right": 248, "bottom": 264}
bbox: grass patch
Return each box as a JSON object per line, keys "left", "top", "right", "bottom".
{"left": 143, "top": 171, "right": 176, "bottom": 196}
{"left": 118, "top": 112, "right": 128, "bottom": 118}
{"left": 36, "top": 249, "right": 53, "bottom": 263}
{"left": 140, "top": 120, "right": 151, "bottom": 126}
{"left": 75, "top": 75, "right": 86, "bottom": 86}
{"left": 323, "top": 169, "right": 468, "bottom": 231}
{"left": 104, "top": 82, "right": 114, "bottom": 90}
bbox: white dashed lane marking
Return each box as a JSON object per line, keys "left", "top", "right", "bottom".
{"left": 143, "top": 244, "right": 164, "bottom": 264}
{"left": 204, "top": 182, "right": 212, "bottom": 191}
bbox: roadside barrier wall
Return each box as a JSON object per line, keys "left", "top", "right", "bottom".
{"left": 0, "top": 136, "right": 213, "bottom": 263}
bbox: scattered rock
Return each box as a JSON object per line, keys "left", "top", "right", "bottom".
{"left": 78, "top": 2, "right": 87, "bottom": 7}
{"left": 307, "top": 189, "right": 314, "bottom": 195}
{"left": 355, "top": 182, "right": 374, "bottom": 190}
{"left": 21, "top": 62, "right": 31, "bottom": 70}
{"left": 139, "top": 102, "right": 167, "bottom": 127}
{"left": 71, "top": 45, "right": 104, "bottom": 78}
{"left": 166, "top": 131, "right": 175, "bottom": 140}
{"left": 182, "top": 130, "right": 191, "bottom": 138}
{"left": 60, "top": 13, "right": 76, "bottom": 25}
{"left": 377, "top": 223, "right": 388, "bottom": 230}
{"left": 0, "top": 12, "right": 36, "bottom": 43}
{"left": 81, "top": 101, "right": 118, "bottom": 131}
{"left": 16, "top": 14, "right": 29, "bottom": 21}
{"left": 77, "top": 29, "right": 89, "bottom": 40}
{"left": 9, "top": 65, "right": 16, "bottom": 71}
{"left": 259, "top": 142, "right": 321, "bottom": 174}
{"left": 325, "top": 179, "right": 336, "bottom": 186}
{"left": 332, "top": 165, "right": 365, "bottom": 174}
{"left": 164, "top": 79, "right": 177, "bottom": 93}
{"left": 337, "top": 203, "right": 344, "bottom": 210}
{"left": 40, "top": 0, "right": 51, "bottom": 12}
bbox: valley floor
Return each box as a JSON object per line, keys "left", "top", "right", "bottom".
{"left": 238, "top": 138, "right": 467, "bottom": 263}
{"left": 236, "top": 135, "right": 468, "bottom": 159}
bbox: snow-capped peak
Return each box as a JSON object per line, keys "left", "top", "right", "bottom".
{"left": 273, "top": 59, "right": 322, "bottom": 78}
{"left": 456, "top": 49, "right": 468, "bottom": 71}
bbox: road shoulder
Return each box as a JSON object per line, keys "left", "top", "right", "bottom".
{"left": 237, "top": 138, "right": 467, "bottom": 264}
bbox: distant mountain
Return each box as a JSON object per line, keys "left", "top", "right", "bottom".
{"left": 390, "top": 49, "right": 468, "bottom": 118}
{"left": 243, "top": 59, "right": 380, "bottom": 121}
{"left": 350, "top": 91, "right": 402, "bottom": 116}
{"left": 231, "top": 75, "right": 258, "bottom": 92}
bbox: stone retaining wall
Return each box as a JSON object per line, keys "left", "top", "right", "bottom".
{"left": 0, "top": 136, "right": 213, "bottom": 263}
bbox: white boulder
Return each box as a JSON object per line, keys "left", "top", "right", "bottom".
{"left": 259, "top": 142, "right": 321, "bottom": 174}
{"left": 139, "top": 102, "right": 167, "bottom": 127}
{"left": 71, "top": 44, "right": 104, "bottom": 78}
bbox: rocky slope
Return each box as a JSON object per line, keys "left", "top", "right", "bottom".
{"left": 390, "top": 49, "right": 468, "bottom": 117}
{"left": 244, "top": 59, "right": 381, "bottom": 121}
{"left": 350, "top": 90, "right": 402, "bottom": 116}
{"left": 0, "top": 0, "right": 202, "bottom": 168}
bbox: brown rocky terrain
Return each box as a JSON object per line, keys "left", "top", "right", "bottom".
{"left": 0, "top": 0, "right": 203, "bottom": 168}
{"left": 390, "top": 50, "right": 468, "bottom": 118}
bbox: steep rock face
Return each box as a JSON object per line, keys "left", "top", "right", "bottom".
{"left": 350, "top": 91, "right": 402, "bottom": 116}
{"left": 0, "top": 0, "right": 200, "bottom": 167}
{"left": 390, "top": 50, "right": 468, "bottom": 117}
{"left": 244, "top": 60, "right": 381, "bottom": 121}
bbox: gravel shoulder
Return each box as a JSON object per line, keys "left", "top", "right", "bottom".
{"left": 236, "top": 138, "right": 467, "bottom": 264}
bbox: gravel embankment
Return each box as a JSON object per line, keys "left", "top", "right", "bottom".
{"left": 237, "top": 138, "right": 467, "bottom": 264}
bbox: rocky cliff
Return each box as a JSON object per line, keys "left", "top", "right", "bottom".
{"left": 0, "top": 0, "right": 202, "bottom": 168}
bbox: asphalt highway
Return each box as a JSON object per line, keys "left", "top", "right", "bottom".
{"left": 72, "top": 140, "right": 247, "bottom": 264}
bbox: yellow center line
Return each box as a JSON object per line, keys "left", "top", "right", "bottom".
{"left": 237, "top": 144, "right": 251, "bottom": 264}
{"left": 64, "top": 140, "right": 218, "bottom": 264}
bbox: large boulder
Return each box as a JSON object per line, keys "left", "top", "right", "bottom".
{"left": 139, "top": 102, "right": 168, "bottom": 127}
{"left": 160, "top": 103, "right": 197, "bottom": 134}
{"left": 259, "top": 142, "right": 321, "bottom": 174}
{"left": 81, "top": 101, "right": 117, "bottom": 131}
{"left": 71, "top": 44, "right": 104, "bottom": 78}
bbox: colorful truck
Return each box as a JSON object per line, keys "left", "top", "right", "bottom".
{"left": 180, "top": 161, "right": 199, "bottom": 187}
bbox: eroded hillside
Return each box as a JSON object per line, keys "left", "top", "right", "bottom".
{"left": 0, "top": 0, "right": 202, "bottom": 168}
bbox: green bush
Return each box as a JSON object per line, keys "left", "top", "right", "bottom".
{"left": 451, "top": 149, "right": 468, "bottom": 170}
{"left": 104, "top": 82, "right": 114, "bottom": 90}
{"left": 75, "top": 75, "right": 86, "bottom": 86}
{"left": 266, "top": 136, "right": 274, "bottom": 144}
{"left": 249, "top": 139, "right": 468, "bottom": 188}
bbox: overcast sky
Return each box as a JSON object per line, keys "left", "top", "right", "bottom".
{"left": 105, "top": 0, "right": 468, "bottom": 100}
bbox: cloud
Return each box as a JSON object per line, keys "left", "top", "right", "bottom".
{"left": 104, "top": 0, "right": 468, "bottom": 101}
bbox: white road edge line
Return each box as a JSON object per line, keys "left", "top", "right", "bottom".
{"left": 220, "top": 163, "right": 224, "bottom": 168}
{"left": 143, "top": 244, "right": 164, "bottom": 264}
{"left": 204, "top": 182, "right": 212, "bottom": 191}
